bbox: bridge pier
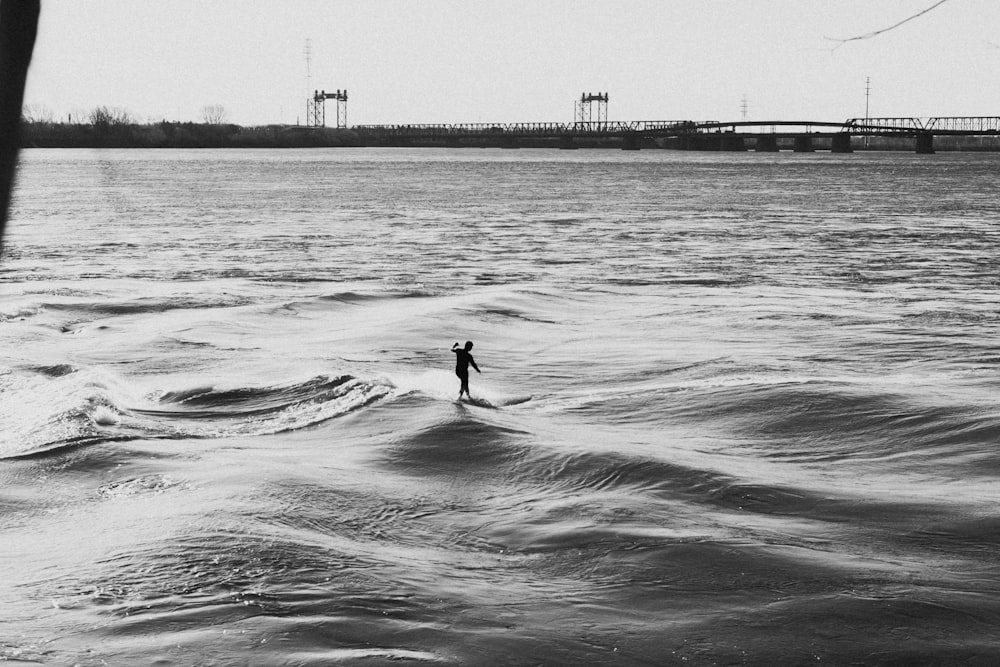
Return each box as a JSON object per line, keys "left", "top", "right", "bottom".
{"left": 621, "top": 133, "right": 642, "bottom": 151}
{"left": 915, "top": 133, "right": 935, "bottom": 154}
{"left": 500, "top": 135, "right": 520, "bottom": 149}
{"left": 673, "top": 135, "right": 695, "bottom": 150}
{"left": 674, "top": 134, "right": 746, "bottom": 151}
{"left": 831, "top": 134, "right": 853, "bottom": 153}
{"left": 720, "top": 134, "right": 746, "bottom": 151}
{"left": 755, "top": 135, "right": 779, "bottom": 152}
{"left": 793, "top": 136, "right": 814, "bottom": 152}
{"left": 559, "top": 135, "right": 578, "bottom": 150}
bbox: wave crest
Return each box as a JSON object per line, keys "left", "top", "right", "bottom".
{"left": 0, "top": 371, "right": 391, "bottom": 459}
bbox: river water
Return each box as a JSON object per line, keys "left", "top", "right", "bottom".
{"left": 2, "top": 147, "right": 1000, "bottom": 665}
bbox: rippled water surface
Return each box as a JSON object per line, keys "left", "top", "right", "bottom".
{"left": 3, "top": 148, "right": 1000, "bottom": 665}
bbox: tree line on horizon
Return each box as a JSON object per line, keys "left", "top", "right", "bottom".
{"left": 17, "top": 103, "right": 1000, "bottom": 152}
{"left": 18, "top": 104, "right": 359, "bottom": 149}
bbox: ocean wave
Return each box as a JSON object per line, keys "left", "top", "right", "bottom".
{"left": 529, "top": 370, "right": 835, "bottom": 417}
{"left": 28, "top": 363, "right": 78, "bottom": 377}
{"left": 523, "top": 366, "right": 1000, "bottom": 478}
{"left": 382, "top": 418, "right": 532, "bottom": 475}
{"left": 0, "top": 361, "right": 532, "bottom": 460}
{"left": 520, "top": 447, "right": 724, "bottom": 498}
{"left": 321, "top": 289, "right": 437, "bottom": 303}
{"left": 40, "top": 294, "right": 254, "bottom": 317}
{"left": 134, "top": 375, "right": 393, "bottom": 440}
{"left": 381, "top": 369, "right": 533, "bottom": 409}
{"left": 0, "top": 370, "right": 393, "bottom": 459}
{"left": 902, "top": 308, "right": 1000, "bottom": 326}
{"left": 97, "top": 474, "right": 183, "bottom": 499}
{"left": 683, "top": 381, "right": 1000, "bottom": 468}
{"left": 0, "top": 367, "right": 137, "bottom": 459}
{"left": 0, "top": 302, "right": 43, "bottom": 322}
{"left": 273, "top": 288, "right": 438, "bottom": 314}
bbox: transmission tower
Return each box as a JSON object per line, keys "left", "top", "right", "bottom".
{"left": 575, "top": 92, "right": 608, "bottom": 129}
{"left": 741, "top": 94, "right": 749, "bottom": 121}
{"left": 865, "top": 76, "right": 871, "bottom": 122}
{"left": 864, "top": 76, "right": 871, "bottom": 148}
{"left": 302, "top": 38, "right": 349, "bottom": 128}
{"left": 304, "top": 39, "right": 313, "bottom": 116}
{"left": 302, "top": 39, "right": 313, "bottom": 126}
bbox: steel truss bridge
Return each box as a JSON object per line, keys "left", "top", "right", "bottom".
{"left": 355, "top": 120, "right": 693, "bottom": 136}
{"left": 844, "top": 116, "right": 1000, "bottom": 134}
{"left": 352, "top": 116, "right": 1000, "bottom": 152}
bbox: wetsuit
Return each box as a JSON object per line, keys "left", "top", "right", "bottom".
{"left": 453, "top": 348, "right": 479, "bottom": 396}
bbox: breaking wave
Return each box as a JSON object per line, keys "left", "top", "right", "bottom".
{"left": 0, "top": 370, "right": 392, "bottom": 459}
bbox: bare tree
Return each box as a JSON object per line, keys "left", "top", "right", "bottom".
{"left": 201, "top": 104, "right": 228, "bottom": 125}
{"left": 89, "top": 106, "right": 134, "bottom": 127}
{"left": 21, "top": 103, "right": 53, "bottom": 123}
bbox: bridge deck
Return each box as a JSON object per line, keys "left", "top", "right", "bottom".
{"left": 353, "top": 116, "right": 1000, "bottom": 138}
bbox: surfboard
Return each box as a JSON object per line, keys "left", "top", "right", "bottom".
{"left": 457, "top": 396, "right": 496, "bottom": 409}
{"left": 455, "top": 395, "right": 533, "bottom": 409}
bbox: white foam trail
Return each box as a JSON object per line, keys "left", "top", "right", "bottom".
{"left": 382, "top": 369, "right": 461, "bottom": 401}
{"left": 0, "top": 367, "right": 136, "bottom": 458}
{"left": 380, "top": 369, "right": 532, "bottom": 408}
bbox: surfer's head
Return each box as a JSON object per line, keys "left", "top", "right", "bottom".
{"left": 464, "top": 341, "right": 473, "bottom": 350}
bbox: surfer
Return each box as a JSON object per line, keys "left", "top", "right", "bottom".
{"left": 451, "top": 341, "right": 481, "bottom": 400}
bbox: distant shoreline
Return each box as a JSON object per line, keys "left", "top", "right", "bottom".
{"left": 20, "top": 122, "right": 362, "bottom": 149}
{"left": 18, "top": 121, "right": 1000, "bottom": 151}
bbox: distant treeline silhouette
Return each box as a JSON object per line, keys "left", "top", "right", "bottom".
{"left": 20, "top": 109, "right": 360, "bottom": 149}
{"left": 18, "top": 108, "right": 1000, "bottom": 151}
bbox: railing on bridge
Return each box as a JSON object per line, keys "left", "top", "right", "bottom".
{"left": 845, "top": 117, "right": 1000, "bottom": 134}
{"left": 354, "top": 117, "right": 1000, "bottom": 138}
{"left": 353, "top": 120, "right": 698, "bottom": 136}
{"left": 845, "top": 117, "right": 924, "bottom": 133}
{"left": 350, "top": 116, "right": 1000, "bottom": 157}
{"left": 924, "top": 116, "right": 1000, "bottom": 133}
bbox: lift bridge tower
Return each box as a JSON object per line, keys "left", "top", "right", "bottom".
{"left": 307, "top": 89, "right": 348, "bottom": 128}
{"left": 575, "top": 92, "right": 608, "bottom": 129}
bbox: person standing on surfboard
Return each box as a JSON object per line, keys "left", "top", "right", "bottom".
{"left": 452, "top": 341, "right": 481, "bottom": 400}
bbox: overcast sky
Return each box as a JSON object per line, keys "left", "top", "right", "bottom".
{"left": 22, "top": 0, "right": 1000, "bottom": 126}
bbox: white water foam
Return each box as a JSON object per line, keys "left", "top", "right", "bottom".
{"left": 380, "top": 369, "right": 532, "bottom": 408}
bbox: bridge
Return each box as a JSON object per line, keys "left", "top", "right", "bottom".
{"left": 352, "top": 116, "right": 1000, "bottom": 153}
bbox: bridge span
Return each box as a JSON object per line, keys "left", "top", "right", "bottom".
{"left": 352, "top": 117, "right": 1000, "bottom": 153}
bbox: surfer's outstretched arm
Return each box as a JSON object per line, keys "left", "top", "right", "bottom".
{"left": 471, "top": 358, "right": 481, "bottom": 373}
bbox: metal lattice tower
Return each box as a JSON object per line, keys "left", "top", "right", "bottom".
{"left": 307, "top": 89, "right": 349, "bottom": 128}
{"left": 335, "top": 91, "right": 348, "bottom": 128}
{"left": 304, "top": 39, "right": 313, "bottom": 89}
{"left": 307, "top": 91, "right": 322, "bottom": 127}
{"left": 864, "top": 76, "right": 871, "bottom": 148}
{"left": 303, "top": 39, "right": 313, "bottom": 125}
{"left": 575, "top": 92, "right": 608, "bottom": 129}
